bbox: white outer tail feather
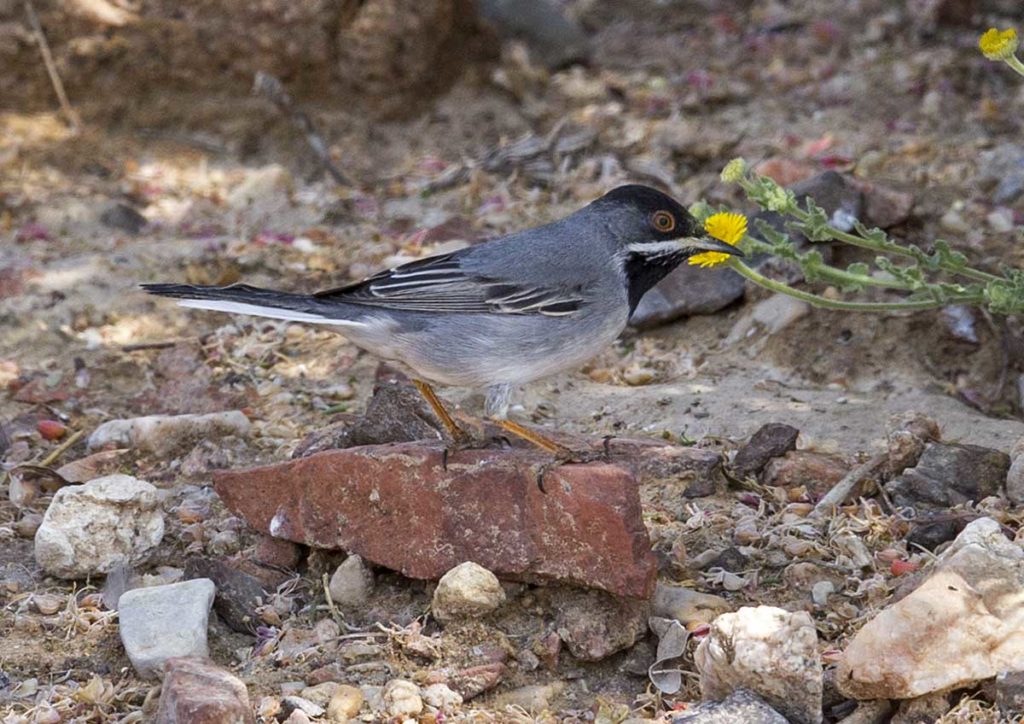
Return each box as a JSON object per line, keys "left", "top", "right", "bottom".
{"left": 177, "top": 299, "right": 367, "bottom": 327}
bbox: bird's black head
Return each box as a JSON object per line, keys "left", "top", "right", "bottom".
{"left": 588, "top": 184, "right": 743, "bottom": 312}
{"left": 589, "top": 184, "right": 701, "bottom": 244}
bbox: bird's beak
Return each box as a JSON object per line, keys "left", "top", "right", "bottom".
{"left": 678, "top": 235, "right": 745, "bottom": 257}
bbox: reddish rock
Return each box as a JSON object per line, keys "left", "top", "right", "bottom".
{"left": 448, "top": 662, "right": 507, "bottom": 700}
{"left": 156, "top": 656, "right": 254, "bottom": 724}
{"left": 732, "top": 423, "right": 800, "bottom": 479}
{"left": 254, "top": 535, "right": 304, "bottom": 570}
{"left": 214, "top": 443, "right": 656, "bottom": 598}
{"left": 755, "top": 158, "right": 817, "bottom": 187}
{"left": 761, "top": 450, "right": 849, "bottom": 500}
{"left": 852, "top": 180, "right": 914, "bottom": 229}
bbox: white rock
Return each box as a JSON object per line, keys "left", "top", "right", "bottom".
{"left": 87, "top": 411, "right": 250, "bottom": 456}
{"left": 695, "top": 605, "right": 822, "bottom": 724}
{"left": 431, "top": 561, "right": 506, "bottom": 623}
{"left": 838, "top": 517, "right": 1024, "bottom": 699}
{"left": 726, "top": 294, "right": 810, "bottom": 345}
{"left": 328, "top": 555, "right": 374, "bottom": 608}
{"left": 34, "top": 474, "right": 164, "bottom": 578}
{"left": 382, "top": 679, "right": 422, "bottom": 718}
{"left": 421, "top": 683, "right": 462, "bottom": 711}
{"left": 118, "top": 578, "right": 215, "bottom": 679}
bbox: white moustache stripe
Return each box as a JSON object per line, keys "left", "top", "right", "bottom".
{"left": 627, "top": 240, "right": 681, "bottom": 256}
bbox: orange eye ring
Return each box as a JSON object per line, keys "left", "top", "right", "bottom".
{"left": 652, "top": 210, "right": 676, "bottom": 233}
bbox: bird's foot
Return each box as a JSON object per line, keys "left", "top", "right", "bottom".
{"left": 533, "top": 437, "right": 615, "bottom": 492}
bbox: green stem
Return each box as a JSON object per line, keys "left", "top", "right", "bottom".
{"left": 727, "top": 258, "right": 981, "bottom": 312}
{"left": 744, "top": 238, "right": 912, "bottom": 290}
{"left": 739, "top": 178, "right": 1001, "bottom": 285}
{"left": 1005, "top": 54, "right": 1024, "bottom": 78}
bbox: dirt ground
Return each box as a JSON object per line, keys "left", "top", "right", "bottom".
{"left": 2, "top": 0, "right": 1024, "bottom": 721}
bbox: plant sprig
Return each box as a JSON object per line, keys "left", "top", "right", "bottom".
{"left": 698, "top": 157, "right": 1022, "bottom": 316}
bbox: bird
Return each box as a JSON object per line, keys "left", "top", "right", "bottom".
{"left": 142, "top": 184, "right": 742, "bottom": 456}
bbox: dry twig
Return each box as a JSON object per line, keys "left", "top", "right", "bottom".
{"left": 23, "top": 0, "right": 81, "bottom": 132}
{"left": 253, "top": 72, "right": 350, "bottom": 186}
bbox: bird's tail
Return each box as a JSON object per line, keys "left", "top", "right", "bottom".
{"left": 141, "top": 283, "right": 364, "bottom": 326}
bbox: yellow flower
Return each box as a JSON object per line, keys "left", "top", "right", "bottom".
{"left": 689, "top": 212, "right": 747, "bottom": 268}
{"left": 720, "top": 158, "right": 747, "bottom": 184}
{"left": 980, "top": 28, "right": 1018, "bottom": 61}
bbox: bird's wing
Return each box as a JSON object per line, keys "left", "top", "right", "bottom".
{"left": 314, "top": 252, "right": 584, "bottom": 317}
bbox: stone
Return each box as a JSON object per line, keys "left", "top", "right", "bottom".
{"left": 293, "top": 374, "right": 441, "bottom": 456}
{"left": 672, "top": 689, "right": 789, "bottom": 724}
{"left": 328, "top": 555, "right": 374, "bottom": 608}
{"left": 1006, "top": 437, "right": 1024, "bottom": 505}
{"left": 695, "top": 606, "right": 822, "bottom": 724}
{"left": 885, "top": 412, "right": 940, "bottom": 475}
{"left": 905, "top": 514, "right": 969, "bottom": 551}
{"left": 254, "top": 536, "right": 304, "bottom": 569}
{"left": 885, "top": 442, "right": 1010, "bottom": 511}
{"left": 629, "top": 265, "right": 745, "bottom": 330}
{"left": 421, "top": 683, "right": 462, "bottom": 711}
{"left": 732, "top": 423, "right": 800, "bottom": 479}
{"left": 99, "top": 203, "right": 148, "bottom": 234}
{"left": 553, "top": 588, "right": 649, "bottom": 662}
{"left": 382, "top": 679, "right": 422, "bottom": 718}
{"left": 184, "top": 558, "right": 269, "bottom": 634}
{"left": 118, "top": 578, "right": 215, "bottom": 679}
{"left": 87, "top": 411, "right": 251, "bottom": 456}
{"left": 996, "top": 670, "right": 1024, "bottom": 719}
{"left": 34, "top": 474, "right": 164, "bottom": 579}
{"left": 214, "top": 442, "right": 656, "bottom": 598}
{"left": 432, "top": 561, "right": 505, "bottom": 623}
{"left": 835, "top": 700, "right": 893, "bottom": 724}
{"left": 606, "top": 438, "right": 724, "bottom": 496}
{"left": 853, "top": 180, "right": 915, "bottom": 229}
{"left": 891, "top": 691, "right": 950, "bottom": 723}
{"left": 13, "top": 512, "right": 42, "bottom": 538}
{"left": 299, "top": 682, "right": 340, "bottom": 707}
{"left": 477, "top": 0, "right": 588, "bottom": 69}
{"left": 326, "top": 684, "right": 364, "bottom": 722}
{"left": 725, "top": 294, "right": 810, "bottom": 344}
{"left": 652, "top": 583, "right": 732, "bottom": 627}
{"left": 837, "top": 518, "right": 1024, "bottom": 699}
{"left": 280, "top": 696, "right": 324, "bottom": 719}
{"left": 448, "top": 663, "right": 507, "bottom": 700}
{"left": 155, "top": 656, "right": 254, "bottom": 724}
{"left": 761, "top": 451, "right": 849, "bottom": 499}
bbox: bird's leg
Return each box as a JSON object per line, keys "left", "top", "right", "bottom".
{"left": 491, "top": 418, "right": 572, "bottom": 456}
{"left": 412, "top": 379, "right": 472, "bottom": 445}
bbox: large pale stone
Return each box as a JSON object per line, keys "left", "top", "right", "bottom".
{"left": 119, "top": 578, "right": 216, "bottom": 679}
{"left": 34, "top": 474, "right": 164, "bottom": 578}
{"left": 838, "top": 517, "right": 1024, "bottom": 699}
{"left": 695, "top": 606, "right": 822, "bottom": 724}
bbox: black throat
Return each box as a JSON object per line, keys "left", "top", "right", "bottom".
{"left": 625, "top": 250, "right": 689, "bottom": 313}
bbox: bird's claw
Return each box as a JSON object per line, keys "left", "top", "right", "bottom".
{"left": 533, "top": 440, "right": 615, "bottom": 491}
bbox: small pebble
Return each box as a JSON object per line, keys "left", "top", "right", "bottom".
{"left": 432, "top": 561, "right": 505, "bottom": 623}
{"left": 811, "top": 580, "right": 834, "bottom": 606}
{"left": 327, "top": 684, "right": 364, "bottom": 722}
{"left": 383, "top": 679, "right": 423, "bottom": 718}
{"left": 328, "top": 554, "right": 374, "bottom": 608}
{"left": 31, "top": 593, "right": 64, "bottom": 615}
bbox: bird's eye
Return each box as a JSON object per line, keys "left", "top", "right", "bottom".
{"left": 652, "top": 210, "right": 676, "bottom": 232}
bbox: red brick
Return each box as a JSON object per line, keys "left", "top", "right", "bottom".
{"left": 214, "top": 442, "right": 656, "bottom": 599}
